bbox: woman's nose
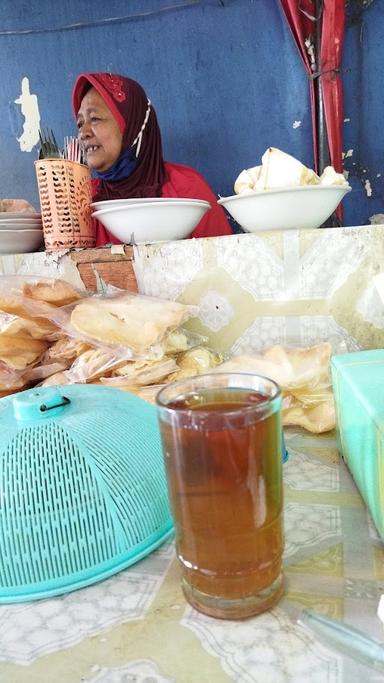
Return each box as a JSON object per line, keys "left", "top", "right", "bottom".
{"left": 79, "top": 121, "right": 92, "bottom": 139}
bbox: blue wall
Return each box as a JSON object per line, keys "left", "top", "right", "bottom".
{"left": 0, "top": 0, "right": 313, "bottom": 212}
{"left": 3, "top": 0, "right": 380, "bottom": 229}
{"left": 343, "top": 0, "right": 384, "bottom": 226}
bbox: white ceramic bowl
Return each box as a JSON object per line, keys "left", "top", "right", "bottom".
{"left": 0, "top": 218, "right": 43, "bottom": 231}
{"left": 218, "top": 185, "right": 352, "bottom": 232}
{"left": 0, "top": 212, "right": 41, "bottom": 220}
{"left": 0, "top": 229, "right": 43, "bottom": 254}
{"left": 92, "top": 200, "right": 211, "bottom": 243}
{"left": 91, "top": 198, "right": 211, "bottom": 211}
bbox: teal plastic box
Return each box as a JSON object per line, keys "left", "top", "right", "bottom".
{"left": 331, "top": 350, "right": 384, "bottom": 540}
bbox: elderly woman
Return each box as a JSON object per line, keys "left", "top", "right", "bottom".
{"left": 72, "top": 72, "right": 232, "bottom": 245}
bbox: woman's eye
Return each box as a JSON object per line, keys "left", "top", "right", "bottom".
{"left": 90, "top": 116, "right": 101, "bottom": 123}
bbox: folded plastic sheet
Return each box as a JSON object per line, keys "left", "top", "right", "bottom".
{"left": 133, "top": 226, "right": 384, "bottom": 355}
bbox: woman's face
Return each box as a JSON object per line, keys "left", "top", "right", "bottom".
{"left": 76, "top": 87, "right": 123, "bottom": 172}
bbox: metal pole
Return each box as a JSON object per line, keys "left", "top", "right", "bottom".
{"left": 314, "top": 0, "right": 330, "bottom": 175}
{"left": 314, "top": 0, "right": 340, "bottom": 226}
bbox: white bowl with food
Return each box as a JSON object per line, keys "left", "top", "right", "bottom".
{"left": 91, "top": 197, "right": 211, "bottom": 211}
{"left": 92, "top": 200, "right": 211, "bottom": 243}
{"left": 0, "top": 229, "right": 43, "bottom": 254}
{"left": 218, "top": 185, "right": 352, "bottom": 232}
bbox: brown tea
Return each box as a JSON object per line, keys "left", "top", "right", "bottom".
{"left": 159, "top": 387, "right": 284, "bottom": 614}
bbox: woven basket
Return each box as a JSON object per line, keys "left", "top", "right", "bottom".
{"left": 35, "top": 159, "right": 96, "bottom": 251}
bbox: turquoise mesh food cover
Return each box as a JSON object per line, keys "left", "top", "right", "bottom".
{"left": 0, "top": 385, "right": 173, "bottom": 603}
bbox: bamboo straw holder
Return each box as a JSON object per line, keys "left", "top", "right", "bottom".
{"left": 35, "top": 159, "right": 96, "bottom": 251}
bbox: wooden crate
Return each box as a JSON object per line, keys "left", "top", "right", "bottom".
{"left": 70, "top": 246, "right": 138, "bottom": 292}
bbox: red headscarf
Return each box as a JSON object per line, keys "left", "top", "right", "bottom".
{"left": 72, "top": 72, "right": 166, "bottom": 201}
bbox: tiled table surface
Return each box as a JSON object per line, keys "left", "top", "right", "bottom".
{"left": 0, "top": 430, "right": 383, "bottom": 683}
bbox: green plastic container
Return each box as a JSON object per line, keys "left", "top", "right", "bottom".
{"left": 0, "top": 385, "right": 173, "bottom": 602}
{"left": 331, "top": 350, "right": 384, "bottom": 540}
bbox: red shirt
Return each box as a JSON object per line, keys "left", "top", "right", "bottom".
{"left": 92, "top": 161, "right": 232, "bottom": 246}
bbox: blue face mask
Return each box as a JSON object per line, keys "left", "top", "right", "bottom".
{"left": 92, "top": 145, "right": 138, "bottom": 181}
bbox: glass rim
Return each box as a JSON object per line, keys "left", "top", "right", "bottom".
{"left": 156, "top": 371, "right": 281, "bottom": 415}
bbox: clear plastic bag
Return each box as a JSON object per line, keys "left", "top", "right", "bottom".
{"left": 159, "top": 328, "right": 208, "bottom": 355}
{"left": 99, "top": 358, "right": 178, "bottom": 388}
{"left": 0, "top": 278, "right": 199, "bottom": 360}
{"left": 0, "top": 275, "right": 83, "bottom": 307}
{"left": 282, "top": 395, "right": 335, "bottom": 434}
{"left": 95, "top": 382, "right": 165, "bottom": 405}
{"left": 30, "top": 289, "right": 199, "bottom": 358}
{"left": 23, "top": 362, "right": 69, "bottom": 384}
{"left": 215, "top": 342, "right": 335, "bottom": 433}
{"left": 0, "top": 310, "right": 57, "bottom": 342}
{"left": 42, "top": 336, "right": 92, "bottom": 365}
{"left": 0, "top": 276, "right": 81, "bottom": 341}
{"left": 167, "top": 346, "right": 224, "bottom": 382}
{"left": 65, "top": 347, "right": 132, "bottom": 384}
{"left": 0, "top": 361, "right": 27, "bottom": 392}
{"left": 0, "top": 335, "right": 48, "bottom": 371}
{"left": 69, "top": 290, "right": 198, "bottom": 353}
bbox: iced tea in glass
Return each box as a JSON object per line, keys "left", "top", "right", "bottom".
{"left": 156, "top": 372, "right": 284, "bottom": 620}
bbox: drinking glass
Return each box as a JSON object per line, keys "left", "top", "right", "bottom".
{"left": 156, "top": 372, "right": 284, "bottom": 620}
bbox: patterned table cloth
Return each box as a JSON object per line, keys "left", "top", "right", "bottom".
{"left": 133, "top": 226, "right": 384, "bottom": 354}
{"left": 0, "top": 430, "right": 383, "bottom": 683}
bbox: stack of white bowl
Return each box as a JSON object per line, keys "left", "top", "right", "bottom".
{"left": 91, "top": 198, "right": 211, "bottom": 243}
{"left": 0, "top": 213, "right": 44, "bottom": 255}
